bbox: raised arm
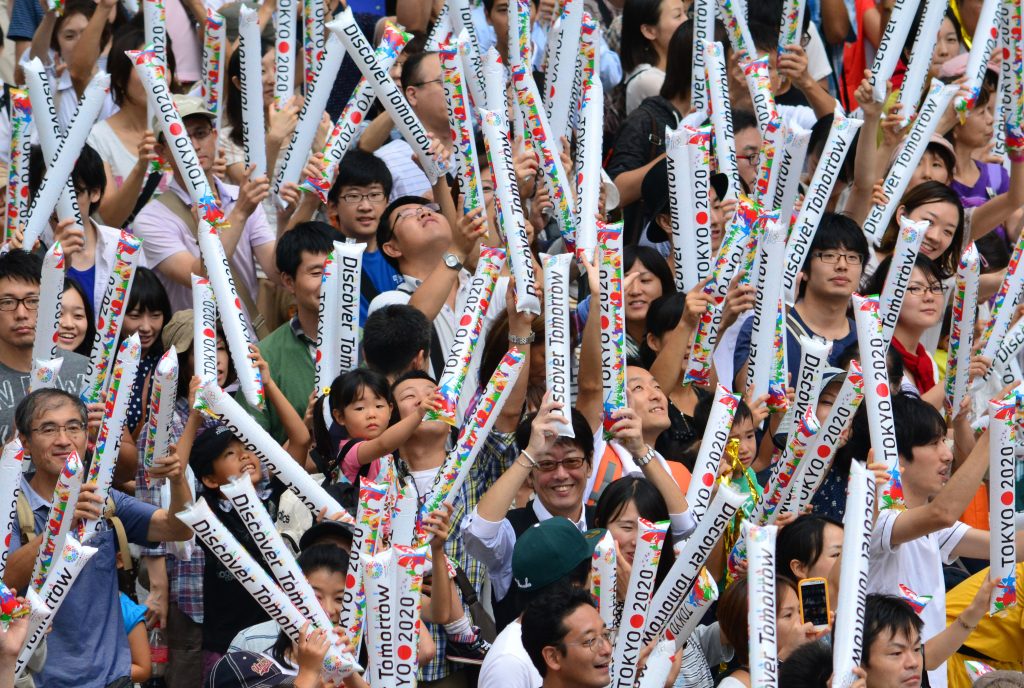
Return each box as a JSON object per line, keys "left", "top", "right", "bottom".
{"left": 68, "top": 0, "right": 117, "bottom": 95}
{"left": 575, "top": 252, "right": 605, "bottom": 433}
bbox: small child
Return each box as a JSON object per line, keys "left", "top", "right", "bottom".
{"left": 313, "top": 369, "right": 442, "bottom": 485}
{"left": 118, "top": 592, "right": 151, "bottom": 684}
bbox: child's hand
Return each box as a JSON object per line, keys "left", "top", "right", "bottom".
{"left": 0, "top": 596, "right": 29, "bottom": 660}
{"left": 423, "top": 503, "right": 454, "bottom": 551}
{"left": 418, "top": 390, "right": 444, "bottom": 415}
{"left": 295, "top": 623, "right": 331, "bottom": 675}
{"left": 248, "top": 345, "right": 271, "bottom": 383}
{"left": 53, "top": 218, "right": 86, "bottom": 257}
{"left": 855, "top": 71, "right": 883, "bottom": 118}
{"left": 743, "top": 391, "right": 770, "bottom": 426}
{"left": 187, "top": 375, "right": 202, "bottom": 410}
{"left": 149, "top": 443, "right": 184, "bottom": 481}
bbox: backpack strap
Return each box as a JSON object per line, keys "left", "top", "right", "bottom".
{"left": 16, "top": 492, "right": 35, "bottom": 545}
{"left": 156, "top": 191, "right": 270, "bottom": 339}
{"left": 123, "top": 171, "right": 164, "bottom": 228}
{"left": 103, "top": 497, "right": 133, "bottom": 572}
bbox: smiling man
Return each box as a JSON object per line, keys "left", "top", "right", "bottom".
{"left": 521, "top": 587, "right": 613, "bottom": 688}
{"left": 133, "top": 95, "right": 279, "bottom": 331}
{"left": 4, "top": 388, "right": 194, "bottom": 688}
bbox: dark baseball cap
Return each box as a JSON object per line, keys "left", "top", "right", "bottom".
{"left": 642, "top": 159, "right": 729, "bottom": 243}
{"left": 207, "top": 651, "right": 288, "bottom": 688}
{"left": 512, "top": 517, "right": 605, "bottom": 591}
{"left": 189, "top": 425, "right": 239, "bottom": 480}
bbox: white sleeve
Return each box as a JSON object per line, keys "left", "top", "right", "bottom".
{"left": 461, "top": 508, "right": 519, "bottom": 602}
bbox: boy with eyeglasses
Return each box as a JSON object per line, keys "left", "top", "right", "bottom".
{"left": 0, "top": 250, "right": 90, "bottom": 445}
{"left": 733, "top": 212, "right": 869, "bottom": 392}
{"left": 325, "top": 149, "right": 402, "bottom": 324}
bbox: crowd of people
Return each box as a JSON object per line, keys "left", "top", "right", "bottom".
{"left": 0, "top": 0, "right": 1018, "bottom": 686}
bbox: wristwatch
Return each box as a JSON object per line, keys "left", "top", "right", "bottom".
{"left": 442, "top": 252, "right": 463, "bottom": 271}
{"left": 509, "top": 332, "right": 536, "bottom": 345}
{"left": 634, "top": 445, "right": 657, "bottom": 467}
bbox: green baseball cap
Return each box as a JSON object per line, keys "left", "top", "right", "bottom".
{"left": 512, "top": 517, "right": 606, "bottom": 592}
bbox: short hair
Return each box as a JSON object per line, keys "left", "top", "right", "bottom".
{"left": 746, "top": 18, "right": 781, "bottom": 55}
{"left": 126, "top": 267, "right": 171, "bottom": 320}
{"left": 391, "top": 369, "right": 438, "bottom": 389}
{"left": 733, "top": 109, "right": 759, "bottom": 135}
{"left": 974, "top": 673, "right": 1024, "bottom": 688}
{"left": 329, "top": 150, "right": 394, "bottom": 202}
{"left": 275, "top": 222, "right": 338, "bottom": 278}
{"left": 892, "top": 392, "right": 947, "bottom": 463}
{"left": 362, "top": 305, "right": 432, "bottom": 378}
{"left": 376, "top": 195, "right": 432, "bottom": 266}
{"left": 399, "top": 49, "right": 436, "bottom": 91}
{"left": 15, "top": 389, "right": 87, "bottom": 437}
{"left": 778, "top": 640, "right": 833, "bottom": 688}
{"left": 862, "top": 594, "right": 924, "bottom": 667}
{"left": 521, "top": 586, "right": 597, "bottom": 677}
{"left": 0, "top": 250, "right": 42, "bottom": 287}
{"left": 29, "top": 144, "right": 107, "bottom": 207}
{"left": 775, "top": 514, "right": 844, "bottom": 581}
{"left": 799, "top": 213, "right": 870, "bottom": 297}
{"left": 515, "top": 408, "right": 596, "bottom": 464}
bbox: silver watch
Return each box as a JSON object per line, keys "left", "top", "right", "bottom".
{"left": 634, "top": 445, "right": 657, "bottom": 467}
{"left": 442, "top": 252, "right": 463, "bottom": 271}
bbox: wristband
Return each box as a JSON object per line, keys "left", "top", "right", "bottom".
{"left": 519, "top": 449, "right": 539, "bottom": 469}
{"left": 509, "top": 332, "right": 536, "bottom": 345}
{"left": 956, "top": 616, "right": 978, "bottom": 632}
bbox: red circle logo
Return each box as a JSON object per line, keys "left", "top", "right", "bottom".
{"left": 1002, "top": 491, "right": 1014, "bottom": 506}
{"left": 876, "top": 382, "right": 889, "bottom": 397}
{"left": 696, "top": 211, "right": 709, "bottom": 224}
{"left": 398, "top": 645, "right": 412, "bottom": 660}
{"left": 817, "top": 444, "right": 830, "bottom": 458}
{"left": 169, "top": 122, "right": 182, "bottom": 136}
{"left": 630, "top": 614, "right": 644, "bottom": 628}
{"left": 703, "top": 473, "right": 714, "bottom": 486}
{"left": 279, "top": 41, "right": 290, "bottom": 53}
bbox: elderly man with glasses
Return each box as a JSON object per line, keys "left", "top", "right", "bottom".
{"left": 0, "top": 250, "right": 92, "bottom": 445}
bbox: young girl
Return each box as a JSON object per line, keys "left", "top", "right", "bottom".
{"left": 56, "top": 279, "right": 96, "bottom": 357}
{"left": 120, "top": 267, "right": 172, "bottom": 433}
{"left": 313, "top": 369, "right": 443, "bottom": 485}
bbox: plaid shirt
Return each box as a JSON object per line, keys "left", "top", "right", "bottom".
{"left": 417, "top": 429, "right": 518, "bottom": 682}
{"left": 135, "top": 398, "right": 211, "bottom": 624}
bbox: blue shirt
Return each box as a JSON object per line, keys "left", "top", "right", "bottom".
{"left": 66, "top": 265, "right": 97, "bottom": 318}
{"left": 360, "top": 249, "right": 401, "bottom": 325}
{"left": 732, "top": 307, "right": 859, "bottom": 390}
{"left": 10, "top": 479, "right": 158, "bottom": 688}
{"left": 8, "top": 0, "right": 43, "bottom": 41}
{"left": 119, "top": 593, "right": 147, "bottom": 635}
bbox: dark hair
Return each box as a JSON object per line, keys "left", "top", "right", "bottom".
{"left": 376, "top": 195, "right": 432, "bottom": 267}
{"left": 892, "top": 392, "right": 947, "bottom": 463}
{"left": 746, "top": 18, "right": 781, "bottom": 54}
{"left": 363, "top": 305, "right": 432, "bottom": 379}
{"left": 399, "top": 50, "right": 437, "bottom": 91}
{"left": 15, "top": 388, "right": 87, "bottom": 437}
{"left": 0, "top": 250, "right": 42, "bottom": 286}
{"left": 878, "top": 181, "right": 964, "bottom": 278}
{"left": 778, "top": 640, "right": 833, "bottom": 688}
{"left": 862, "top": 594, "right": 924, "bottom": 666}
{"left": 275, "top": 221, "right": 338, "bottom": 278}
{"left": 718, "top": 575, "right": 799, "bottom": 665}
{"left": 620, "top": 0, "right": 665, "bottom": 74}
{"left": 121, "top": 267, "right": 171, "bottom": 357}
{"left": 311, "top": 369, "right": 394, "bottom": 474}
{"left": 392, "top": 369, "right": 438, "bottom": 389}
{"left": 515, "top": 408, "right": 596, "bottom": 465}
{"left": 775, "top": 514, "right": 844, "bottom": 581}
{"left": 329, "top": 150, "right": 395, "bottom": 202}
{"left": 624, "top": 245, "right": 676, "bottom": 305}
{"left": 521, "top": 585, "right": 598, "bottom": 677}
{"left": 659, "top": 21, "right": 693, "bottom": 101}
{"left": 799, "top": 213, "right": 870, "bottom": 297}
{"left": 862, "top": 253, "right": 943, "bottom": 299}
{"left": 178, "top": 327, "right": 232, "bottom": 399}
{"left": 478, "top": 310, "right": 546, "bottom": 411}
{"left": 639, "top": 293, "right": 685, "bottom": 367}
{"left": 732, "top": 109, "right": 759, "bottom": 135}
{"left": 271, "top": 545, "right": 349, "bottom": 669}
{"left": 225, "top": 36, "right": 274, "bottom": 148}
{"left": 594, "top": 476, "right": 677, "bottom": 586}
{"left": 53, "top": 1, "right": 110, "bottom": 55}
{"left": 108, "top": 25, "right": 176, "bottom": 107}
{"left": 29, "top": 144, "right": 107, "bottom": 208}
{"left": 62, "top": 278, "right": 96, "bottom": 357}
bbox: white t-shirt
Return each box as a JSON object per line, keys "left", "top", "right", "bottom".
{"left": 87, "top": 119, "right": 139, "bottom": 188}
{"left": 625, "top": 64, "right": 666, "bottom": 115}
{"left": 868, "top": 508, "right": 970, "bottom": 688}
{"left": 409, "top": 466, "right": 440, "bottom": 499}
{"left": 478, "top": 620, "right": 541, "bottom": 688}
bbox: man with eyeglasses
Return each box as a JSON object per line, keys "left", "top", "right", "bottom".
{"left": 134, "top": 95, "right": 279, "bottom": 333}
{"left": 371, "top": 50, "right": 453, "bottom": 201}
{"left": 4, "top": 388, "right": 194, "bottom": 688}
{"left": 0, "top": 250, "right": 91, "bottom": 445}
{"left": 733, "top": 213, "right": 869, "bottom": 393}
{"left": 521, "top": 586, "right": 615, "bottom": 688}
